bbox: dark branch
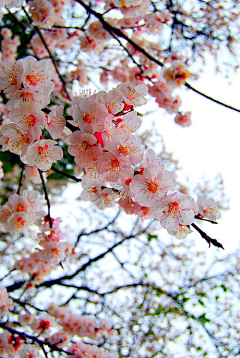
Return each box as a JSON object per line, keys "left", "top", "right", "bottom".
{"left": 191, "top": 223, "right": 224, "bottom": 249}
{"left": 38, "top": 169, "right": 52, "bottom": 228}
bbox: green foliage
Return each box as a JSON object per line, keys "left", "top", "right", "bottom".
{"left": 0, "top": 151, "right": 21, "bottom": 173}
{"left": 147, "top": 233, "right": 158, "bottom": 242}
{"left": 198, "top": 313, "right": 211, "bottom": 325}
{"left": 221, "top": 284, "right": 228, "bottom": 292}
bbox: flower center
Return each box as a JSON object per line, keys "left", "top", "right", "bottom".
{"left": 147, "top": 181, "right": 159, "bottom": 193}
{"left": 168, "top": 201, "right": 179, "bottom": 213}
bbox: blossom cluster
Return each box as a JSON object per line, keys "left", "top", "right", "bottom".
{"left": 0, "top": 289, "right": 118, "bottom": 358}
{"left": 0, "top": 56, "right": 64, "bottom": 170}
{"left": 48, "top": 303, "right": 116, "bottom": 340}
{"left": 0, "top": 28, "right": 20, "bottom": 63}
{"left": 65, "top": 83, "right": 196, "bottom": 236}
{"left": 0, "top": 56, "right": 221, "bottom": 240}
{"left": 15, "top": 217, "right": 73, "bottom": 284}
{"left": 68, "top": 341, "right": 118, "bottom": 358}
{"left": 0, "top": 190, "right": 44, "bottom": 234}
{"left": 28, "top": 0, "right": 70, "bottom": 29}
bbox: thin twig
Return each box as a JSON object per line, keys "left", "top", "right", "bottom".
{"left": 51, "top": 166, "right": 82, "bottom": 182}
{"left": 194, "top": 214, "right": 218, "bottom": 224}
{"left": 38, "top": 169, "right": 52, "bottom": 228}
{"left": 17, "top": 164, "right": 25, "bottom": 195}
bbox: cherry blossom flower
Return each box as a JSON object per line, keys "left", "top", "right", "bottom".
{"left": 46, "top": 105, "right": 66, "bottom": 139}
{"left": 3, "top": 125, "right": 41, "bottom": 158}
{"left": 88, "top": 21, "right": 112, "bottom": 42}
{"left": 116, "top": 83, "right": 148, "bottom": 107}
{"left": 105, "top": 129, "right": 144, "bottom": 166}
{"left": 9, "top": 102, "right": 45, "bottom": 131}
{"left": 95, "top": 188, "right": 120, "bottom": 210}
{"left": 95, "top": 89, "right": 124, "bottom": 114}
{"left": 23, "top": 139, "right": 63, "bottom": 171}
{"left": 48, "top": 303, "right": 116, "bottom": 340}
{"left": 6, "top": 211, "right": 31, "bottom": 234}
{"left": 0, "top": 0, "right": 22, "bottom": 7}
{"left": 0, "top": 190, "right": 44, "bottom": 234}
{"left": 71, "top": 96, "right": 107, "bottom": 133}
{"left": 80, "top": 178, "right": 104, "bottom": 202}
{"left": 149, "top": 79, "right": 182, "bottom": 114}
{"left": 19, "top": 344, "right": 40, "bottom": 358}
{"left": 7, "top": 193, "right": 31, "bottom": 214}
{"left": 28, "top": 0, "right": 56, "bottom": 28}
{"left": 67, "top": 131, "right": 101, "bottom": 171}
{"left": 0, "top": 61, "right": 19, "bottom": 94}
{"left": 1, "top": 28, "right": 20, "bottom": 62}
{"left": 197, "top": 196, "right": 221, "bottom": 221}
{"left": 129, "top": 165, "right": 176, "bottom": 207}
{"left": 142, "top": 149, "right": 164, "bottom": 169}
{"left": 97, "top": 151, "right": 134, "bottom": 183}
{"left": 151, "top": 192, "right": 195, "bottom": 231}
{"left": 6, "top": 88, "right": 50, "bottom": 110}
{"left": 47, "top": 331, "right": 71, "bottom": 348}
{"left": 163, "top": 60, "right": 191, "bottom": 87}
{"left": 174, "top": 111, "right": 192, "bottom": 127}
{"left": 118, "top": 196, "right": 141, "bottom": 215}
{"left": 16, "top": 56, "right": 54, "bottom": 93}
{"left": 167, "top": 224, "right": 193, "bottom": 239}
{"left": 112, "top": 111, "right": 141, "bottom": 134}
{"left": 31, "top": 314, "right": 57, "bottom": 337}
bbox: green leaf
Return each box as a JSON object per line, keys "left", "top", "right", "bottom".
{"left": 147, "top": 233, "right": 158, "bottom": 242}
{"left": 198, "top": 299, "right": 205, "bottom": 307}
{"left": 221, "top": 284, "right": 228, "bottom": 292}
{"left": 198, "top": 313, "right": 211, "bottom": 325}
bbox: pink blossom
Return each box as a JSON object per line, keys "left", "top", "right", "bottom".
{"left": 129, "top": 165, "right": 176, "bottom": 207}
{"left": 2, "top": 124, "right": 41, "bottom": 158}
{"left": 167, "top": 224, "right": 193, "bottom": 239}
{"left": 163, "top": 60, "right": 191, "bottom": 87}
{"left": 23, "top": 139, "right": 63, "bottom": 171}
{"left": 16, "top": 56, "right": 54, "bottom": 93}
{"left": 95, "top": 89, "right": 124, "bottom": 114}
{"left": 95, "top": 188, "right": 120, "bottom": 210}
{"left": 28, "top": 0, "right": 56, "bottom": 28}
{"left": 151, "top": 192, "right": 195, "bottom": 231}
{"left": 116, "top": 83, "right": 148, "bottom": 107}
{"left": 97, "top": 151, "right": 134, "bottom": 183}
{"left": 46, "top": 105, "right": 66, "bottom": 139}
{"left": 197, "top": 196, "right": 221, "bottom": 221}
{"left": 6, "top": 212, "right": 31, "bottom": 234}
{"left": 174, "top": 111, "right": 192, "bottom": 127}
{"left": 118, "top": 196, "right": 141, "bottom": 215}
{"left": 6, "top": 88, "right": 50, "bottom": 110}
{"left": 71, "top": 96, "right": 108, "bottom": 133}
{"left": 80, "top": 178, "right": 104, "bottom": 202}
{"left": 0, "top": 61, "right": 19, "bottom": 94}
{"left": 9, "top": 102, "right": 45, "bottom": 131}
{"left": 142, "top": 149, "right": 164, "bottom": 169}
{"left": 68, "top": 131, "right": 101, "bottom": 171}
{"left": 24, "top": 165, "right": 45, "bottom": 184}
{"left": 105, "top": 129, "right": 144, "bottom": 165}
{"left": 114, "top": 111, "right": 141, "bottom": 134}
